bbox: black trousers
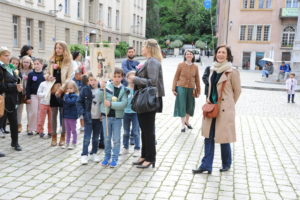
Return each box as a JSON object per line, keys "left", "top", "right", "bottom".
{"left": 138, "top": 112, "right": 156, "bottom": 163}
{"left": 6, "top": 108, "right": 18, "bottom": 146}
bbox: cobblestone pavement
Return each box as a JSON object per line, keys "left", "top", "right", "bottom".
{"left": 0, "top": 57, "right": 299, "bottom": 200}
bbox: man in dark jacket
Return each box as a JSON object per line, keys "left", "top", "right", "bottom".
{"left": 0, "top": 47, "right": 22, "bottom": 151}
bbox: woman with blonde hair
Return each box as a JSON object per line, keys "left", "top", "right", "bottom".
{"left": 45, "top": 41, "right": 73, "bottom": 146}
{"left": 129, "top": 39, "right": 165, "bottom": 168}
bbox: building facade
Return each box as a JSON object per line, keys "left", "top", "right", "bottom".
{"left": 0, "top": 0, "right": 147, "bottom": 59}
{"left": 217, "top": 0, "right": 299, "bottom": 70}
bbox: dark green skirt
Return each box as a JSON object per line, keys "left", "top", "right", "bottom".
{"left": 173, "top": 86, "right": 195, "bottom": 117}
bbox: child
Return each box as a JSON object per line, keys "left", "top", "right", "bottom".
{"left": 73, "top": 67, "right": 84, "bottom": 131}
{"left": 62, "top": 81, "right": 79, "bottom": 149}
{"left": 100, "top": 67, "right": 128, "bottom": 168}
{"left": 10, "top": 57, "right": 20, "bottom": 69}
{"left": 17, "top": 56, "right": 33, "bottom": 133}
{"left": 286, "top": 72, "right": 297, "bottom": 103}
{"left": 37, "top": 69, "right": 54, "bottom": 138}
{"left": 78, "top": 73, "right": 103, "bottom": 165}
{"left": 26, "top": 58, "right": 45, "bottom": 135}
{"left": 122, "top": 71, "right": 140, "bottom": 157}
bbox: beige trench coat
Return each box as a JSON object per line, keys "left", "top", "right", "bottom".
{"left": 45, "top": 61, "right": 73, "bottom": 90}
{"left": 202, "top": 67, "right": 241, "bottom": 144}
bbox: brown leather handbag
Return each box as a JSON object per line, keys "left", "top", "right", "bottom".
{"left": 202, "top": 79, "right": 227, "bottom": 119}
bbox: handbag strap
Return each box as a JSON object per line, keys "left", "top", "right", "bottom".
{"left": 217, "top": 72, "right": 228, "bottom": 104}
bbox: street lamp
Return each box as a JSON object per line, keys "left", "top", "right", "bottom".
{"left": 49, "top": 3, "right": 63, "bottom": 14}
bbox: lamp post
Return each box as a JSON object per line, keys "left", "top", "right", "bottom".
{"left": 292, "top": 0, "right": 300, "bottom": 72}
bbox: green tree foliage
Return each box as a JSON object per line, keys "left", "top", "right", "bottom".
{"left": 146, "top": 0, "right": 217, "bottom": 48}
{"left": 146, "top": 0, "right": 161, "bottom": 38}
{"left": 195, "top": 40, "right": 206, "bottom": 49}
{"left": 69, "top": 44, "right": 86, "bottom": 57}
{"left": 169, "top": 40, "right": 183, "bottom": 48}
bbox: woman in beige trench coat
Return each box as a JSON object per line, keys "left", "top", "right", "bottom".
{"left": 193, "top": 45, "right": 241, "bottom": 174}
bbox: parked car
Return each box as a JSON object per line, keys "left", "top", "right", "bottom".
{"left": 184, "top": 49, "right": 201, "bottom": 63}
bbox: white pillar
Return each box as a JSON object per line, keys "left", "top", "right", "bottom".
{"left": 292, "top": 1, "right": 300, "bottom": 72}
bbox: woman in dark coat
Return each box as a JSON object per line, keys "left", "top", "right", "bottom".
{"left": 0, "top": 47, "right": 22, "bottom": 151}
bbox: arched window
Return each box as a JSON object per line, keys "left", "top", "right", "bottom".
{"left": 281, "top": 26, "right": 296, "bottom": 47}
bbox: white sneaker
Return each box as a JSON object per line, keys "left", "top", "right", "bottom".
{"left": 92, "top": 154, "right": 101, "bottom": 163}
{"left": 121, "top": 148, "right": 129, "bottom": 155}
{"left": 81, "top": 155, "right": 88, "bottom": 165}
{"left": 80, "top": 127, "right": 84, "bottom": 131}
{"left": 68, "top": 144, "right": 76, "bottom": 150}
{"left": 0, "top": 130, "right": 5, "bottom": 138}
{"left": 133, "top": 149, "right": 140, "bottom": 157}
{"left": 62, "top": 144, "right": 68, "bottom": 149}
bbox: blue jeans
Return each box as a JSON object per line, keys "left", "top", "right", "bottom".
{"left": 102, "top": 117, "right": 122, "bottom": 162}
{"left": 200, "top": 119, "right": 232, "bottom": 171}
{"left": 81, "top": 119, "right": 101, "bottom": 156}
{"left": 123, "top": 113, "right": 140, "bottom": 150}
{"left": 262, "top": 70, "right": 269, "bottom": 78}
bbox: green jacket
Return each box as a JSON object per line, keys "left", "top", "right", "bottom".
{"left": 99, "top": 81, "right": 128, "bottom": 118}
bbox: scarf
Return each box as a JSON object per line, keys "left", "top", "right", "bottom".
{"left": 212, "top": 61, "right": 232, "bottom": 74}
{"left": 1, "top": 63, "right": 15, "bottom": 75}
{"left": 55, "top": 55, "right": 64, "bottom": 69}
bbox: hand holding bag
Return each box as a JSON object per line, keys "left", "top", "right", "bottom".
{"left": 202, "top": 78, "right": 227, "bottom": 119}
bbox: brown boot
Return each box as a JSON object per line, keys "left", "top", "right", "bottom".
{"left": 51, "top": 134, "right": 57, "bottom": 146}
{"left": 18, "top": 124, "right": 22, "bottom": 133}
{"left": 59, "top": 133, "right": 65, "bottom": 146}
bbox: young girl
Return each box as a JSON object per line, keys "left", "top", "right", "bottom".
{"left": 10, "top": 57, "right": 20, "bottom": 69}
{"left": 26, "top": 58, "right": 45, "bottom": 135}
{"left": 37, "top": 68, "right": 54, "bottom": 138}
{"left": 286, "top": 72, "right": 297, "bottom": 103}
{"left": 62, "top": 81, "right": 79, "bottom": 149}
{"left": 17, "top": 56, "right": 33, "bottom": 133}
{"left": 45, "top": 41, "right": 73, "bottom": 146}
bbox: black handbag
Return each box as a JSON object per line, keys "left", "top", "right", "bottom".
{"left": 131, "top": 85, "right": 159, "bottom": 113}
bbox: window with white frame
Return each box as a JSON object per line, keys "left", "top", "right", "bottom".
{"left": 242, "top": 0, "right": 248, "bottom": 8}
{"left": 99, "top": 4, "right": 103, "bottom": 21}
{"left": 13, "top": 15, "right": 19, "bottom": 47}
{"left": 140, "top": 17, "right": 143, "bottom": 35}
{"left": 108, "top": 7, "right": 112, "bottom": 28}
{"left": 26, "top": 18, "right": 33, "bottom": 45}
{"left": 258, "top": 0, "right": 272, "bottom": 8}
{"left": 240, "top": 25, "right": 246, "bottom": 40}
{"left": 256, "top": 25, "right": 263, "bottom": 41}
{"left": 78, "top": 31, "right": 82, "bottom": 44}
{"left": 77, "top": 0, "right": 81, "bottom": 19}
{"left": 281, "top": 26, "right": 296, "bottom": 47}
{"left": 263, "top": 25, "right": 270, "bottom": 41}
{"left": 64, "top": 0, "right": 69, "bottom": 15}
{"left": 249, "top": 0, "right": 255, "bottom": 8}
{"left": 247, "top": 25, "right": 254, "bottom": 40}
{"left": 133, "top": 14, "right": 136, "bottom": 33}
{"left": 286, "top": 0, "right": 298, "bottom": 8}
{"left": 89, "top": 0, "right": 94, "bottom": 22}
{"left": 38, "top": 0, "right": 44, "bottom": 4}
{"left": 116, "top": 10, "right": 120, "bottom": 30}
{"left": 137, "top": 16, "right": 140, "bottom": 34}
{"left": 38, "top": 21, "right": 44, "bottom": 49}
{"left": 65, "top": 28, "right": 70, "bottom": 44}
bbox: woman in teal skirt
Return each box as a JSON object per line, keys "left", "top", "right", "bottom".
{"left": 172, "top": 50, "right": 200, "bottom": 132}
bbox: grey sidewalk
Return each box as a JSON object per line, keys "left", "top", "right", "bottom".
{"left": 0, "top": 57, "right": 299, "bottom": 200}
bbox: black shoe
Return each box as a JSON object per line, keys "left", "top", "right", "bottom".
{"left": 39, "top": 133, "right": 45, "bottom": 138}
{"left": 99, "top": 143, "right": 105, "bottom": 149}
{"left": 12, "top": 144, "right": 22, "bottom": 151}
{"left": 27, "top": 132, "right": 33, "bottom": 136}
{"left": 132, "top": 158, "right": 145, "bottom": 165}
{"left": 192, "top": 167, "right": 211, "bottom": 174}
{"left": 219, "top": 167, "right": 230, "bottom": 172}
{"left": 185, "top": 122, "right": 193, "bottom": 129}
{"left": 136, "top": 162, "right": 155, "bottom": 168}
{"left": 1, "top": 128, "right": 9, "bottom": 134}
{"left": 292, "top": 101, "right": 295, "bottom": 103}
{"left": 181, "top": 128, "right": 185, "bottom": 133}
{"left": 0, "top": 152, "right": 5, "bottom": 157}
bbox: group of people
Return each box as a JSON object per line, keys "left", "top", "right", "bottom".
{"left": 0, "top": 41, "right": 243, "bottom": 174}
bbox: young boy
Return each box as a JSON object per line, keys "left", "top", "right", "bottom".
{"left": 79, "top": 73, "right": 103, "bottom": 165}
{"left": 122, "top": 71, "right": 140, "bottom": 157}
{"left": 286, "top": 72, "right": 297, "bottom": 103}
{"left": 100, "top": 67, "right": 128, "bottom": 168}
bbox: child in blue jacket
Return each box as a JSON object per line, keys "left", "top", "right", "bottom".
{"left": 62, "top": 81, "right": 79, "bottom": 149}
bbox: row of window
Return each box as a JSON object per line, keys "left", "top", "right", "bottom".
{"left": 240, "top": 25, "right": 270, "bottom": 41}
{"left": 242, "top": 0, "right": 298, "bottom": 9}
{"left": 239, "top": 24, "right": 296, "bottom": 47}
{"left": 13, "top": 16, "right": 45, "bottom": 49}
